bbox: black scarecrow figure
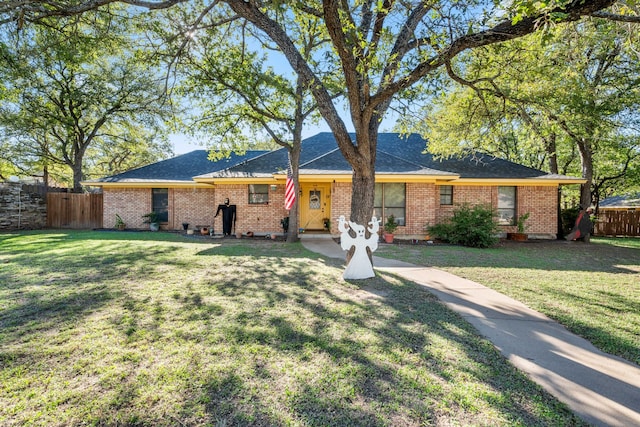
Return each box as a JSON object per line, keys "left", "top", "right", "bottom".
{"left": 215, "top": 198, "right": 237, "bottom": 236}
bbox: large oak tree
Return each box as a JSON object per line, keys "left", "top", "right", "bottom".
{"left": 410, "top": 19, "right": 640, "bottom": 209}
{"left": 2, "top": 0, "right": 633, "bottom": 220}
{"left": 0, "top": 12, "right": 173, "bottom": 191}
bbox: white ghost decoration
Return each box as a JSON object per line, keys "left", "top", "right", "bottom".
{"left": 338, "top": 215, "right": 380, "bottom": 279}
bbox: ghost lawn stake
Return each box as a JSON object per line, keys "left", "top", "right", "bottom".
{"left": 338, "top": 215, "right": 380, "bottom": 279}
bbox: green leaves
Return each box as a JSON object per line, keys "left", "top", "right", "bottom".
{"left": 413, "top": 19, "right": 640, "bottom": 206}
{"left": 428, "top": 204, "right": 500, "bottom": 248}
{"left": 0, "top": 11, "right": 173, "bottom": 189}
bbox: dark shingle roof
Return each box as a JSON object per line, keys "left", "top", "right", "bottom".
{"left": 297, "top": 147, "right": 453, "bottom": 176}
{"left": 92, "top": 150, "right": 268, "bottom": 183}
{"left": 94, "top": 133, "right": 575, "bottom": 183}
{"left": 373, "top": 133, "right": 548, "bottom": 178}
{"left": 198, "top": 132, "right": 545, "bottom": 178}
{"left": 292, "top": 133, "right": 549, "bottom": 178}
{"left": 600, "top": 193, "right": 640, "bottom": 208}
{"left": 196, "top": 149, "right": 289, "bottom": 179}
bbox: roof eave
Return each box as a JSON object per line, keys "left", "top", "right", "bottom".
{"left": 271, "top": 171, "right": 460, "bottom": 183}
{"left": 193, "top": 176, "right": 278, "bottom": 185}
{"left": 82, "top": 180, "right": 214, "bottom": 188}
{"left": 448, "top": 177, "right": 587, "bottom": 185}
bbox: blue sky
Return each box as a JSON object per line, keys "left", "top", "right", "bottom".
{"left": 169, "top": 32, "right": 404, "bottom": 154}
{"left": 169, "top": 121, "right": 334, "bottom": 154}
{"left": 170, "top": 115, "right": 401, "bottom": 153}
{"left": 170, "top": 106, "right": 400, "bottom": 154}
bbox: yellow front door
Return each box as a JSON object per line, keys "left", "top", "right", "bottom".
{"left": 300, "top": 183, "right": 331, "bottom": 230}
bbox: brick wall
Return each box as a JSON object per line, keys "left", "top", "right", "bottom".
{"left": 329, "top": 182, "right": 352, "bottom": 233}
{"left": 102, "top": 182, "right": 559, "bottom": 237}
{"left": 104, "top": 185, "right": 290, "bottom": 233}
{"left": 516, "top": 186, "right": 557, "bottom": 235}
{"left": 213, "top": 184, "right": 289, "bottom": 235}
{"left": 434, "top": 185, "right": 494, "bottom": 226}
{"left": 172, "top": 188, "right": 216, "bottom": 230}
{"left": 405, "top": 183, "right": 437, "bottom": 236}
{"left": 430, "top": 184, "right": 557, "bottom": 238}
{"left": 104, "top": 188, "right": 149, "bottom": 228}
{"left": 329, "top": 182, "right": 436, "bottom": 237}
{"left": 323, "top": 182, "right": 557, "bottom": 238}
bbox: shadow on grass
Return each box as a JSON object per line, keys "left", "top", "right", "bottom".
{"left": 178, "top": 256, "right": 580, "bottom": 425}
{"left": 0, "top": 228, "right": 198, "bottom": 244}
{"left": 0, "top": 231, "right": 585, "bottom": 426}
{"left": 543, "top": 287, "right": 640, "bottom": 365}
{"left": 0, "top": 231, "right": 204, "bottom": 347}
{"left": 376, "top": 238, "right": 640, "bottom": 274}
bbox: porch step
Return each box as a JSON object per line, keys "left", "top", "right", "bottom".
{"left": 299, "top": 233, "right": 335, "bottom": 240}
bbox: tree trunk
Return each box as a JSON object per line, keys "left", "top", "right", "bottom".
{"left": 350, "top": 166, "right": 376, "bottom": 225}
{"left": 577, "top": 137, "right": 594, "bottom": 209}
{"left": 43, "top": 165, "right": 50, "bottom": 189}
{"left": 286, "top": 144, "right": 301, "bottom": 243}
{"left": 72, "top": 162, "right": 84, "bottom": 193}
{"left": 547, "top": 133, "right": 559, "bottom": 175}
{"left": 348, "top": 131, "right": 377, "bottom": 226}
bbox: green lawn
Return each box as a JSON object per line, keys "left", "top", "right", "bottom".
{"left": 376, "top": 237, "right": 640, "bottom": 366}
{"left": 0, "top": 230, "right": 584, "bottom": 426}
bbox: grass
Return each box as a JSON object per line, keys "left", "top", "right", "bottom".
{"left": 0, "top": 230, "right": 585, "bottom": 426}
{"left": 376, "top": 237, "right": 640, "bottom": 366}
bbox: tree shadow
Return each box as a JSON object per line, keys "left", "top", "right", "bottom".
{"left": 0, "top": 231, "right": 585, "bottom": 426}
{"left": 376, "top": 238, "right": 640, "bottom": 274}
{"left": 185, "top": 246, "right": 582, "bottom": 425}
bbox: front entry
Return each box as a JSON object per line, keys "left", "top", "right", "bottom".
{"left": 299, "top": 183, "right": 331, "bottom": 231}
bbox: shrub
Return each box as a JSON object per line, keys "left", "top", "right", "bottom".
{"left": 561, "top": 206, "right": 580, "bottom": 235}
{"left": 384, "top": 214, "right": 398, "bottom": 234}
{"left": 428, "top": 204, "right": 500, "bottom": 248}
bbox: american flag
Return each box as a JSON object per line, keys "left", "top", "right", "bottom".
{"left": 284, "top": 154, "right": 296, "bottom": 210}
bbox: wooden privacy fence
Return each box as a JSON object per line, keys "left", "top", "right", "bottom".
{"left": 47, "top": 193, "right": 103, "bottom": 229}
{"left": 594, "top": 210, "right": 640, "bottom": 237}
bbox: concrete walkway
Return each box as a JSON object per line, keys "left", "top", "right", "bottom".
{"left": 301, "top": 238, "right": 640, "bottom": 427}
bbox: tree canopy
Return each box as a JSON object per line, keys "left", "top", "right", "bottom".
{"left": 0, "top": 10, "right": 173, "bottom": 191}
{"left": 407, "top": 18, "right": 640, "bottom": 208}
{"left": 159, "top": 8, "right": 334, "bottom": 241}
{"left": 1, "top": 0, "right": 638, "bottom": 218}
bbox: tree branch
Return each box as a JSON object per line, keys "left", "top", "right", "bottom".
{"left": 224, "top": 0, "right": 355, "bottom": 159}
{"left": 371, "top": 0, "right": 617, "bottom": 108}
{"left": 592, "top": 11, "right": 640, "bottom": 22}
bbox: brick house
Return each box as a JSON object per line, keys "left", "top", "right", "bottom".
{"left": 85, "top": 133, "right": 585, "bottom": 239}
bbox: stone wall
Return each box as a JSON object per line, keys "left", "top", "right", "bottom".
{"left": 0, "top": 182, "right": 47, "bottom": 230}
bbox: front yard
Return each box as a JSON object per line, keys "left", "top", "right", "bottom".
{"left": 376, "top": 237, "right": 640, "bottom": 366}
{"left": 0, "top": 231, "right": 586, "bottom": 426}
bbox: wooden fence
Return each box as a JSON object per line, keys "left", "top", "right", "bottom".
{"left": 594, "top": 210, "right": 640, "bottom": 237}
{"left": 47, "top": 193, "right": 103, "bottom": 229}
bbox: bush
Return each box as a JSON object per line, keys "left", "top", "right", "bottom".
{"left": 428, "top": 204, "right": 500, "bottom": 248}
{"left": 561, "top": 206, "right": 580, "bottom": 235}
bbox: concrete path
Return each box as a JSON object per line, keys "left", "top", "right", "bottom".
{"left": 301, "top": 238, "right": 640, "bottom": 427}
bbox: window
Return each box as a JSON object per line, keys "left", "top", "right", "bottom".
{"left": 152, "top": 188, "right": 169, "bottom": 222}
{"left": 440, "top": 185, "right": 453, "bottom": 205}
{"left": 497, "top": 186, "right": 516, "bottom": 225}
{"left": 248, "top": 184, "right": 269, "bottom": 204}
{"left": 308, "top": 190, "right": 321, "bottom": 210}
{"left": 374, "top": 183, "right": 406, "bottom": 226}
